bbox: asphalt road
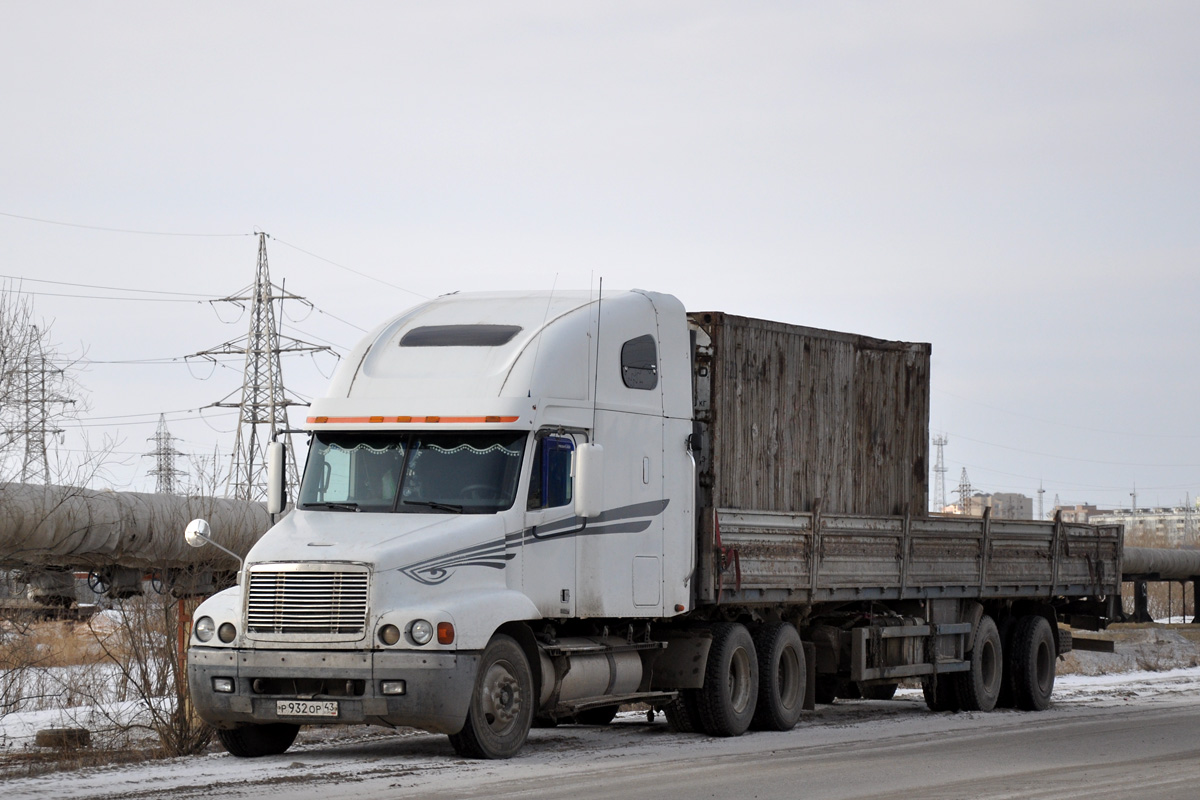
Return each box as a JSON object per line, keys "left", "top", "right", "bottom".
{"left": 460, "top": 704, "right": 1200, "bottom": 800}
{"left": 20, "top": 683, "right": 1200, "bottom": 800}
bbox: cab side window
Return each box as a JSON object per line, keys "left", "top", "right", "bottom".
{"left": 621, "top": 334, "right": 658, "bottom": 390}
{"left": 527, "top": 434, "right": 575, "bottom": 510}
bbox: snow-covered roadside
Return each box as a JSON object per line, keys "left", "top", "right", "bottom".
{"left": 4, "top": 664, "right": 1200, "bottom": 800}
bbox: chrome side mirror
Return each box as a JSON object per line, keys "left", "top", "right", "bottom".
{"left": 183, "top": 518, "right": 245, "bottom": 569}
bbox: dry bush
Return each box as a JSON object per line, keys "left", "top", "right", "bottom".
{"left": 82, "top": 591, "right": 214, "bottom": 757}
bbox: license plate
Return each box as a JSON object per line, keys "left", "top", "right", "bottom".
{"left": 276, "top": 700, "right": 339, "bottom": 718}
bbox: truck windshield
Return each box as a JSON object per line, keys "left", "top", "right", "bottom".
{"left": 297, "top": 431, "right": 527, "bottom": 514}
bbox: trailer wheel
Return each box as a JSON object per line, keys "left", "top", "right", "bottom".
{"left": 750, "top": 622, "right": 805, "bottom": 731}
{"left": 448, "top": 634, "right": 534, "bottom": 759}
{"left": 696, "top": 622, "right": 758, "bottom": 736}
{"left": 957, "top": 615, "right": 1003, "bottom": 712}
{"left": 1010, "top": 615, "right": 1056, "bottom": 711}
{"left": 216, "top": 723, "right": 300, "bottom": 758}
{"left": 663, "top": 690, "right": 702, "bottom": 733}
{"left": 994, "top": 616, "right": 1017, "bottom": 708}
{"left": 922, "top": 674, "right": 962, "bottom": 712}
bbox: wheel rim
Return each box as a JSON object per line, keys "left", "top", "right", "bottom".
{"left": 729, "top": 647, "right": 752, "bottom": 714}
{"left": 777, "top": 645, "right": 801, "bottom": 709}
{"left": 480, "top": 659, "right": 523, "bottom": 735}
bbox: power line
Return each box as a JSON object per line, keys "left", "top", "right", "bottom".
{"left": 272, "top": 236, "right": 429, "bottom": 300}
{"left": 64, "top": 409, "right": 239, "bottom": 428}
{"left": 0, "top": 272, "right": 217, "bottom": 298}
{"left": 7, "top": 289, "right": 208, "bottom": 303}
{"left": 0, "top": 210, "right": 251, "bottom": 238}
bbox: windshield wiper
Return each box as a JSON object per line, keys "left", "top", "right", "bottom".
{"left": 401, "top": 500, "right": 463, "bottom": 513}
{"left": 302, "top": 501, "right": 360, "bottom": 512}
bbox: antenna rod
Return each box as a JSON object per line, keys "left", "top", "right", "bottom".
{"left": 591, "top": 278, "right": 603, "bottom": 434}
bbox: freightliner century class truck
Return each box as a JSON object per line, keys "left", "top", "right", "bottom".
{"left": 185, "top": 290, "right": 1122, "bottom": 759}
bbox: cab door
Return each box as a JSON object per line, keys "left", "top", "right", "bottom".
{"left": 521, "top": 432, "right": 578, "bottom": 617}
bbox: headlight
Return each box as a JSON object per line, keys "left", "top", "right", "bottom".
{"left": 410, "top": 619, "right": 434, "bottom": 645}
{"left": 195, "top": 616, "right": 215, "bottom": 643}
{"left": 218, "top": 622, "right": 237, "bottom": 643}
{"left": 379, "top": 624, "right": 401, "bottom": 646}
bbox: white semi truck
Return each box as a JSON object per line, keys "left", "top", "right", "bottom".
{"left": 186, "top": 290, "right": 1121, "bottom": 759}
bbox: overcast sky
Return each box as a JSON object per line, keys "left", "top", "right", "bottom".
{"left": 1, "top": 2, "right": 1197, "bottom": 511}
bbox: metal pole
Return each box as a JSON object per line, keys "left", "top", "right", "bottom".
{"left": 1134, "top": 580, "right": 1152, "bottom": 623}
{"left": 1193, "top": 579, "right": 1199, "bottom": 625}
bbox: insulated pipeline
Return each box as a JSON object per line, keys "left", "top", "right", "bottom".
{"left": 0, "top": 482, "right": 271, "bottom": 571}
{"left": 1122, "top": 547, "right": 1200, "bottom": 581}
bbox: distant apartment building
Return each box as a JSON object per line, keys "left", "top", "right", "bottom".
{"left": 1055, "top": 504, "right": 1100, "bottom": 523}
{"left": 1087, "top": 507, "right": 1200, "bottom": 548}
{"left": 943, "top": 492, "right": 1033, "bottom": 520}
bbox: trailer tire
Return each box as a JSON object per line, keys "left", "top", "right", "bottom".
{"left": 994, "top": 616, "right": 1017, "bottom": 708}
{"left": 1010, "top": 615, "right": 1056, "bottom": 711}
{"left": 957, "top": 615, "right": 1003, "bottom": 712}
{"left": 750, "top": 622, "right": 805, "bottom": 731}
{"left": 664, "top": 690, "right": 702, "bottom": 733}
{"left": 448, "top": 634, "right": 534, "bottom": 759}
{"left": 216, "top": 723, "right": 299, "bottom": 758}
{"left": 696, "top": 622, "right": 758, "bottom": 736}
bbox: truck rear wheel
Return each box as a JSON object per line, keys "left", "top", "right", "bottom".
{"left": 957, "top": 615, "right": 1003, "bottom": 712}
{"left": 994, "top": 616, "right": 1017, "bottom": 708}
{"left": 664, "top": 690, "right": 702, "bottom": 733}
{"left": 750, "top": 622, "right": 805, "bottom": 731}
{"left": 922, "top": 674, "right": 962, "bottom": 712}
{"left": 1010, "top": 615, "right": 1056, "bottom": 711}
{"left": 696, "top": 622, "right": 758, "bottom": 737}
{"left": 216, "top": 722, "right": 299, "bottom": 758}
{"left": 448, "top": 634, "right": 534, "bottom": 759}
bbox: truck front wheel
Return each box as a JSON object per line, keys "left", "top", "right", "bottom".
{"left": 216, "top": 722, "right": 299, "bottom": 758}
{"left": 697, "top": 622, "right": 758, "bottom": 736}
{"left": 449, "top": 634, "right": 534, "bottom": 759}
{"left": 751, "top": 621, "right": 805, "bottom": 731}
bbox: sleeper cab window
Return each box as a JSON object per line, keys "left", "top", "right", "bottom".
{"left": 621, "top": 334, "right": 658, "bottom": 390}
{"left": 528, "top": 434, "right": 575, "bottom": 510}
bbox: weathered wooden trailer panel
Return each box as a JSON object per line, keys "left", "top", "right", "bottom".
{"left": 698, "top": 508, "right": 1123, "bottom": 606}
{"left": 688, "top": 312, "right": 930, "bottom": 518}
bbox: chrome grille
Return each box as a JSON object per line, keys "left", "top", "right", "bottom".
{"left": 246, "top": 567, "right": 369, "bottom": 637}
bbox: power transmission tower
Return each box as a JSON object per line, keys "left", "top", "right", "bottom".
{"left": 145, "top": 413, "right": 186, "bottom": 494}
{"left": 954, "top": 468, "right": 972, "bottom": 515}
{"left": 932, "top": 435, "right": 949, "bottom": 513}
{"left": 20, "top": 326, "right": 74, "bottom": 484}
{"left": 195, "top": 233, "right": 331, "bottom": 502}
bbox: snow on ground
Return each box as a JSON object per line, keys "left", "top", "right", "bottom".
{"left": 3, "top": 664, "right": 1200, "bottom": 800}
{"left": 4, "top": 626, "right": 1200, "bottom": 799}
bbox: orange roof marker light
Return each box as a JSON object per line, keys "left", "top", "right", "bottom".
{"left": 306, "top": 415, "right": 520, "bottom": 425}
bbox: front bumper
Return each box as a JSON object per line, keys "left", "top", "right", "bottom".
{"left": 188, "top": 647, "right": 481, "bottom": 735}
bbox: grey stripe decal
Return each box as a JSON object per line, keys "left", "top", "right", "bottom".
{"left": 396, "top": 499, "right": 670, "bottom": 585}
